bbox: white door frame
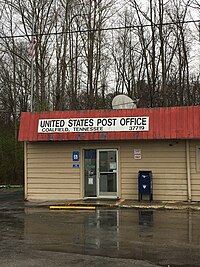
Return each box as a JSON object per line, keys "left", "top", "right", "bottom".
{"left": 97, "top": 149, "right": 118, "bottom": 198}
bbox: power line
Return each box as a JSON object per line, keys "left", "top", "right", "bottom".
{"left": 0, "top": 19, "right": 200, "bottom": 40}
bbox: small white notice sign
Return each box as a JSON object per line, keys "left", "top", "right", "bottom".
{"left": 88, "top": 178, "right": 93, "bottom": 185}
{"left": 110, "top": 162, "right": 117, "bottom": 170}
{"left": 134, "top": 149, "right": 142, "bottom": 160}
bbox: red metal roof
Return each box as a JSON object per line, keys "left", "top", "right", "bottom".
{"left": 18, "top": 106, "right": 200, "bottom": 141}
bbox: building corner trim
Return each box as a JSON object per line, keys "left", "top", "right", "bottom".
{"left": 24, "top": 142, "right": 27, "bottom": 200}
{"left": 186, "top": 140, "right": 192, "bottom": 202}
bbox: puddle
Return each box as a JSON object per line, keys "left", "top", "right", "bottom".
{"left": 1, "top": 189, "right": 200, "bottom": 266}
{"left": 22, "top": 208, "right": 200, "bottom": 266}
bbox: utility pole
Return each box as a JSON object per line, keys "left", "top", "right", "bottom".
{"left": 30, "top": 1, "right": 35, "bottom": 112}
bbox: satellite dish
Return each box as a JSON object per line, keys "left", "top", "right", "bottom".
{"left": 112, "top": 94, "right": 137, "bottom": 109}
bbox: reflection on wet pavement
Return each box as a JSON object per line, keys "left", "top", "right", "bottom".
{"left": 0, "top": 190, "right": 200, "bottom": 266}
{"left": 22, "top": 208, "right": 200, "bottom": 266}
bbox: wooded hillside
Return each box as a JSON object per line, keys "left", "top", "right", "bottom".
{"left": 0, "top": 0, "right": 200, "bottom": 184}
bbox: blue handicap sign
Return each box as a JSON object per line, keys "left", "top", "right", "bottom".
{"left": 72, "top": 151, "right": 80, "bottom": 162}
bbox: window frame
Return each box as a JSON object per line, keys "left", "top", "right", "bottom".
{"left": 196, "top": 146, "right": 200, "bottom": 172}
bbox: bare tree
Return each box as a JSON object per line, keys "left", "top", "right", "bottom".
{"left": 74, "top": 0, "right": 115, "bottom": 109}
{"left": 111, "top": 8, "right": 143, "bottom": 100}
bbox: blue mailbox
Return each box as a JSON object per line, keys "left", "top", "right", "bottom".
{"left": 138, "top": 170, "right": 153, "bottom": 202}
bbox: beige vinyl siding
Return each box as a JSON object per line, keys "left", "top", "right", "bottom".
{"left": 189, "top": 141, "right": 200, "bottom": 201}
{"left": 26, "top": 142, "right": 81, "bottom": 200}
{"left": 83, "top": 140, "right": 188, "bottom": 201}
{"left": 120, "top": 140, "right": 188, "bottom": 201}
{"left": 26, "top": 139, "right": 192, "bottom": 201}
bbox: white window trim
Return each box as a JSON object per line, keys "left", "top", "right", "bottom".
{"left": 196, "top": 146, "right": 200, "bottom": 172}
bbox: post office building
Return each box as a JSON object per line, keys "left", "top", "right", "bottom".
{"left": 18, "top": 106, "right": 200, "bottom": 202}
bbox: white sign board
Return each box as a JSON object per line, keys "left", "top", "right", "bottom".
{"left": 134, "top": 149, "right": 142, "bottom": 160}
{"left": 38, "top": 117, "right": 149, "bottom": 133}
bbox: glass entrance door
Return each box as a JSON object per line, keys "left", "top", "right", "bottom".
{"left": 84, "top": 149, "right": 97, "bottom": 197}
{"left": 97, "top": 149, "right": 118, "bottom": 197}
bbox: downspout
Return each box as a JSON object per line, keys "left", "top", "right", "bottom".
{"left": 186, "top": 140, "right": 192, "bottom": 202}
{"left": 24, "top": 142, "right": 27, "bottom": 200}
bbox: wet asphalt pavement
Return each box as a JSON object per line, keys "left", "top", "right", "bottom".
{"left": 1, "top": 190, "right": 200, "bottom": 266}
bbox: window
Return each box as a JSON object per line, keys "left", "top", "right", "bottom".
{"left": 196, "top": 147, "right": 200, "bottom": 172}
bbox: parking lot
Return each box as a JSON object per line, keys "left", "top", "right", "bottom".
{"left": 1, "top": 189, "right": 200, "bottom": 266}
